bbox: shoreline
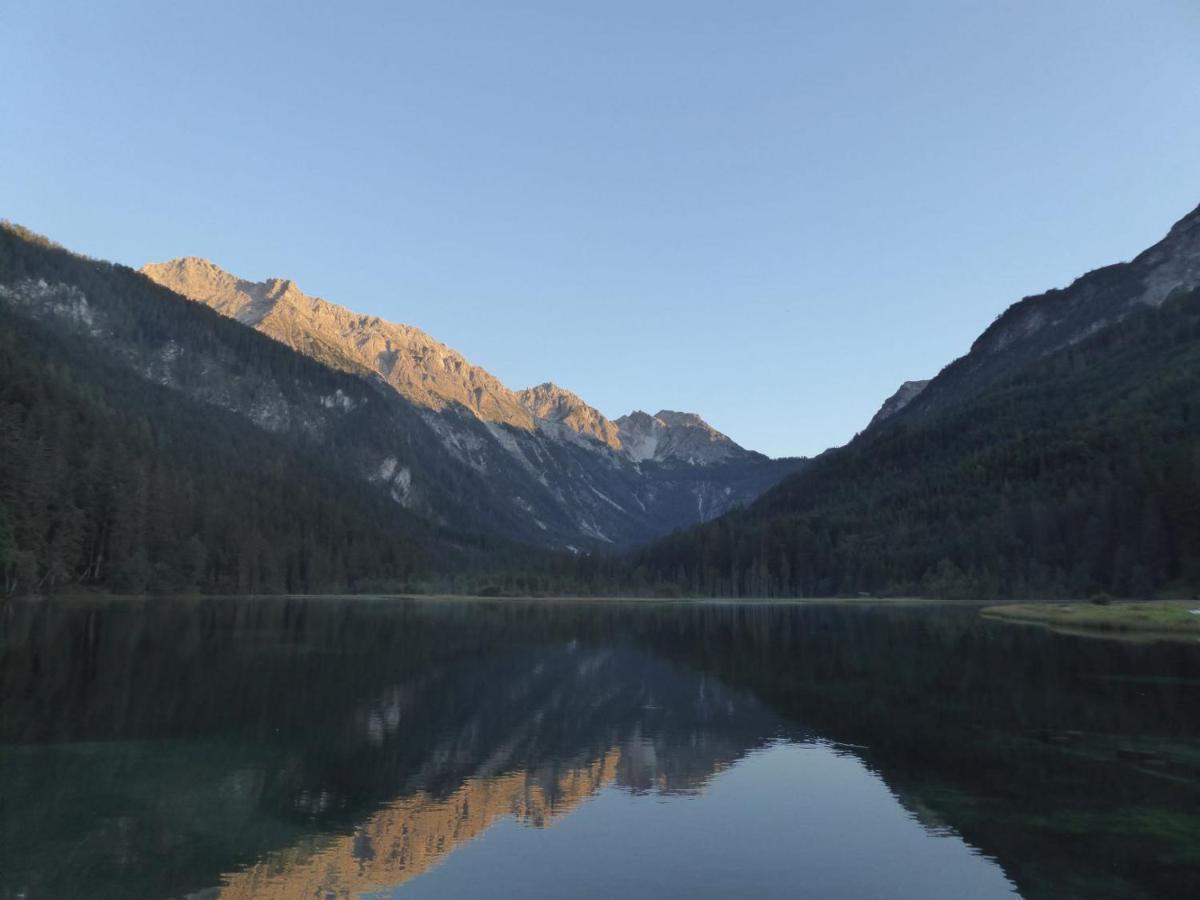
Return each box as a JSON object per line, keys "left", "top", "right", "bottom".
{"left": 982, "top": 600, "right": 1200, "bottom": 641}
{"left": 3, "top": 591, "right": 957, "bottom": 607}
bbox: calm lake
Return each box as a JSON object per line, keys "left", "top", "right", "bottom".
{"left": 1, "top": 597, "right": 1198, "bottom": 899}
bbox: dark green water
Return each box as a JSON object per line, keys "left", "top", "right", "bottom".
{"left": 1, "top": 597, "right": 1198, "bottom": 899}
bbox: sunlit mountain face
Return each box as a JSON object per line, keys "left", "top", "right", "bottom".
{"left": 135, "top": 252, "right": 804, "bottom": 548}
{"left": 2, "top": 596, "right": 1198, "bottom": 899}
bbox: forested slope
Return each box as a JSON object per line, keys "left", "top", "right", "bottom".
{"left": 0, "top": 226, "right": 540, "bottom": 595}
{"left": 636, "top": 288, "right": 1200, "bottom": 599}
{"left": 0, "top": 304, "right": 521, "bottom": 594}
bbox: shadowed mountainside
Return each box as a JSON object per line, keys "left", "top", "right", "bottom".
{"left": 636, "top": 202, "right": 1200, "bottom": 600}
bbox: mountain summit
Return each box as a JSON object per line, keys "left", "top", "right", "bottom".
{"left": 866, "top": 380, "right": 930, "bottom": 430}
{"left": 515, "top": 382, "right": 622, "bottom": 450}
{"left": 614, "top": 410, "right": 752, "bottom": 466}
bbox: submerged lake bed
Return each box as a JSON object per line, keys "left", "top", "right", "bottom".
{"left": 1, "top": 596, "right": 1198, "bottom": 899}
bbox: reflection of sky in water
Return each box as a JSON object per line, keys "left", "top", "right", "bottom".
{"left": 3, "top": 596, "right": 1198, "bottom": 899}
{"left": 385, "top": 742, "right": 1018, "bottom": 900}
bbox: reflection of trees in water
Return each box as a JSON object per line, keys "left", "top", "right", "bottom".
{"left": 1, "top": 597, "right": 1198, "bottom": 899}
{"left": 631, "top": 602, "right": 1200, "bottom": 900}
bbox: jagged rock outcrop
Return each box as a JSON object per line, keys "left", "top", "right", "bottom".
{"left": 517, "top": 382, "right": 623, "bottom": 449}
{"left": 141, "top": 257, "right": 535, "bottom": 429}
{"left": 867, "top": 380, "right": 930, "bottom": 429}
{"left": 615, "top": 410, "right": 753, "bottom": 465}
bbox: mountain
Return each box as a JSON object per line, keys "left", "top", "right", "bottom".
{"left": 140, "top": 258, "right": 767, "bottom": 465}
{"left": 614, "top": 409, "right": 752, "bottom": 465}
{"left": 635, "top": 201, "right": 1200, "bottom": 599}
{"left": 0, "top": 224, "right": 802, "bottom": 595}
{"left": 897, "top": 201, "right": 1200, "bottom": 424}
{"left": 516, "top": 382, "right": 623, "bottom": 449}
{"left": 139, "top": 256, "right": 803, "bottom": 548}
{"left": 0, "top": 228, "right": 520, "bottom": 595}
{"left": 140, "top": 256, "right": 537, "bottom": 429}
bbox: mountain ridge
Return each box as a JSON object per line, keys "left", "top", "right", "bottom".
{"left": 614, "top": 409, "right": 754, "bottom": 465}
{"left": 635, "top": 199, "right": 1200, "bottom": 599}
{"left": 895, "top": 200, "right": 1200, "bottom": 425}
{"left": 141, "top": 257, "right": 538, "bottom": 430}
{"left": 515, "top": 381, "right": 623, "bottom": 450}
{"left": 140, "top": 257, "right": 754, "bottom": 467}
{"left": 0, "top": 225, "right": 805, "bottom": 595}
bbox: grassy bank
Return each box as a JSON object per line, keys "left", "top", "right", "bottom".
{"left": 982, "top": 600, "right": 1200, "bottom": 639}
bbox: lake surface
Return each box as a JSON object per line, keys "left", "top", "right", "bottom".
{"left": 1, "top": 597, "right": 1198, "bottom": 899}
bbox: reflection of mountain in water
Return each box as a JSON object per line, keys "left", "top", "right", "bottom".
{"left": 216, "top": 635, "right": 792, "bottom": 898}
{"left": 0, "top": 598, "right": 796, "bottom": 899}
{"left": 219, "top": 750, "right": 621, "bottom": 899}
{"left": 2, "top": 597, "right": 1198, "bottom": 899}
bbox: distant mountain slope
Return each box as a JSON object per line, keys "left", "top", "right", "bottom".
{"left": 636, "top": 202, "right": 1200, "bottom": 599}
{"left": 140, "top": 257, "right": 771, "bottom": 462}
{"left": 140, "top": 254, "right": 803, "bottom": 546}
{"left": 899, "top": 202, "right": 1200, "bottom": 423}
{"left": 0, "top": 227, "right": 571, "bottom": 548}
{"left": 142, "top": 256, "right": 537, "bottom": 429}
{"left": 0, "top": 236, "right": 510, "bottom": 594}
{"left": 614, "top": 410, "right": 755, "bottom": 465}
{"left": 0, "top": 224, "right": 801, "bottom": 596}
{"left": 516, "top": 382, "right": 622, "bottom": 450}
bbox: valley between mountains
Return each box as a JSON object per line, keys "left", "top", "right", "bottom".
{"left": 2, "top": 199, "right": 1200, "bottom": 598}
{"left": 137, "top": 255, "right": 803, "bottom": 552}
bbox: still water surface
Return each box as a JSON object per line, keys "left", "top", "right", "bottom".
{"left": 1, "top": 597, "right": 1198, "bottom": 899}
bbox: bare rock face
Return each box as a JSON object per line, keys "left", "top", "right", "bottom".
{"left": 1130, "top": 202, "right": 1200, "bottom": 308}
{"left": 517, "top": 382, "right": 623, "bottom": 450}
{"left": 140, "top": 257, "right": 279, "bottom": 325}
{"left": 867, "top": 380, "right": 930, "bottom": 430}
{"left": 141, "top": 259, "right": 535, "bottom": 430}
{"left": 138, "top": 256, "right": 802, "bottom": 547}
{"left": 614, "top": 410, "right": 754, "bottom": 466}
{"left": 967, "top": 207, "right": 1200, "bottom": 361}
{"left": 141, "top": 257, "right": 761, "bottom": 466}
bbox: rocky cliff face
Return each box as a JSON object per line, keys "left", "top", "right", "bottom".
{"left": 130, "top": 257, "right": 804, "bottom": 547}
{"left": 616, "top": 410, "right": 755, "bottom": 465}
{"left": 516, "top": 382, "right": 623, "bottom": 449}
{"left": 141, "top": 257, "right": 536, "bottom": 429}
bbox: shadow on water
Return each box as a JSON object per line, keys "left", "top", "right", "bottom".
{"left": 1, "top": 596, "right": 1198, "bottom": 899}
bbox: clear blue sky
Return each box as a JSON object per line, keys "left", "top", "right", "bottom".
{"left": 4, "top": 1, "right": 1199, "bottom": 457}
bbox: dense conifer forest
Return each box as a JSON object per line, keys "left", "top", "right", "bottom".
{"left": 0, "top": 307, "right": 478, "bottom": 594}
{"left": 634, "top": 288, "right": 1200, "bottom": 599}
